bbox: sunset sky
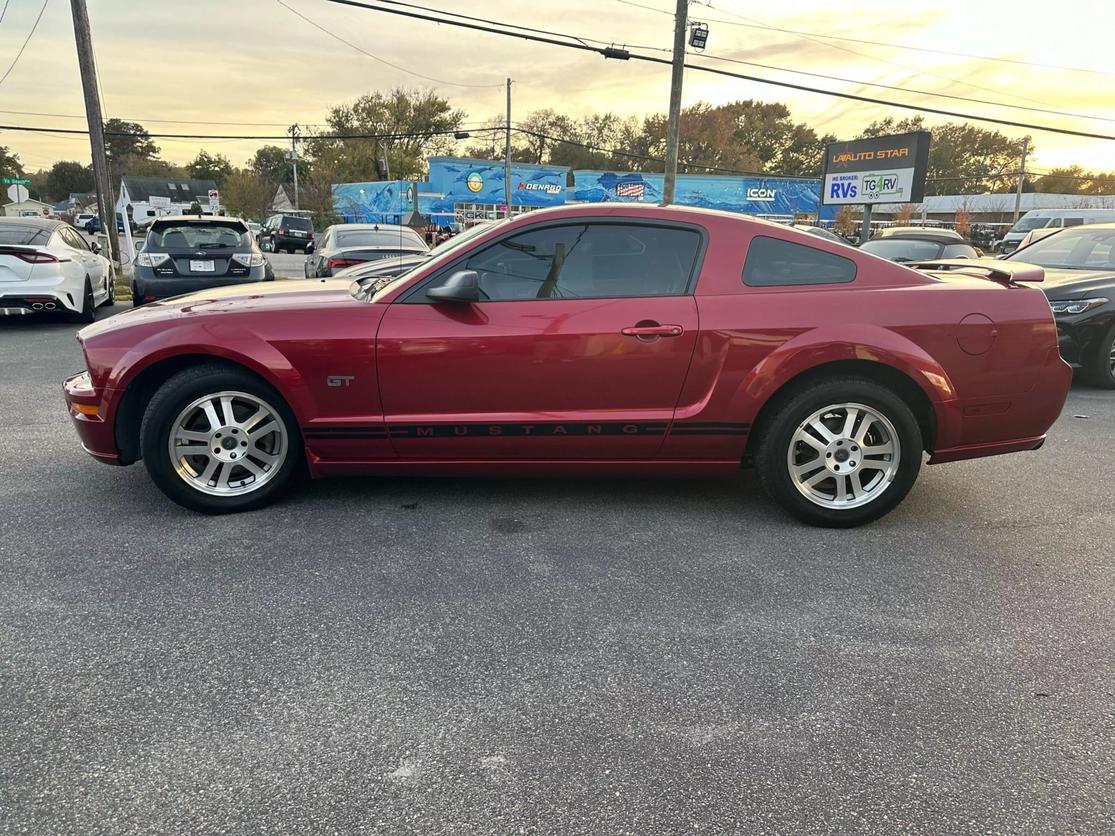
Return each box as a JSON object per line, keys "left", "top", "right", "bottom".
{"left": 1, "top": 0, "right": 1112, "bottom": 179}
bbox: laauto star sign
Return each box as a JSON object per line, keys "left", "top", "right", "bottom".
{"left": 820, "top": 130, "right": 931, "bottom": 206}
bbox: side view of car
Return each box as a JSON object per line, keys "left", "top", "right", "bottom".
{"left": 0, "top": 217, "right": 114, "bottom": 321}
{"left": 132, "top": 216, "right": 273, "bottom": 306}
{"left": 860, "top": 227, "right": 978, "bottom": 263}
{"left": 1005, "top": 223, "right": 1115, "bottom": 388}
{"left": 64, "top": 204, "right": 1070, "bottom": 527}
{"left": 303, "top": 223, "right": 427, "bottom": 278}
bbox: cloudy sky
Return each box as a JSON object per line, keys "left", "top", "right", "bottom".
{"left": 1, "top": 0, "right": 1112, "bottom": 178}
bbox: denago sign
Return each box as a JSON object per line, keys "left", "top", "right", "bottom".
{"left": 820, "top": 130, "right": 931, "bottom": 206}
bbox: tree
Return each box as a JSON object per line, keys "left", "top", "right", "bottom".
{"left": 834, "top": 205, "right": 859, "bottom": 237}
{"left": 895, "top": 203, "right": 916, "bottom": 225}
{"left": 220, "top": 170, "right": 274, "bottom": 220}
{"left": 306, "top": 87, "right": 465, "bottom": 181}
{"left": 104, "top": 118, "right": 159, "bottom": 162}
{"left": 186, "top": 150, "right": 234, "bottom": 186}
{"left": 0, "top": 146, "right": 24, "bottom": 178}
{"left": 43, "top": 161, "right": 94, "bottom": 202}
{"left": 249, "top": 145, "right": 292, "bottom": 186}
{"left": 858, "top": 116, "right": 1027, "bottom": 196}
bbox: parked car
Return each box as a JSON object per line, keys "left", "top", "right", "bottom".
{"left": 331, "top": 221, "right": 498, "bottom": 282}
{"left": 63, "top": 204, "right": 1070, "bottom": 527}
{"left": 860, "top": 229, "right": 978, "bottom": 263}
{"left": 131, "top": 215, "right": 273, "bottom": 306}
{"left": 247, "top": 222, "right": 261, "bottom": 241}
{"left": 999, "top": 209, "right": 1115, "bottom": 255}
{"left": 303, "top": 223, "right": 428, "bottom": 278}
{"left": 262, "top": 214, "right": 315, "bottom": 253}
{"left": 74, "top": 212, "right": 98, "bottom": 231}
{"left": 1005, "top": 223, "right": 1115, "bottom": 388}
{"left": 0, "top": 217, "right": 114, "bottom": 322}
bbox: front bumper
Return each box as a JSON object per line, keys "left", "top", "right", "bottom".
{"left": 132, "top": 267, "right": 269, "bottom": 303}
{"left": 1054, "top": 309, "right": 1115, "bottom": 366}
{"left": 63, "top": 371, "right": 120, "bottom": 465}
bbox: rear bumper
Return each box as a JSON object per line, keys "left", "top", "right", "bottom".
{"left": 132, "top": 270, "right": 268, "bottom": 303}
{"left": 63, "top": 371, "right": 122, "bottom": 465}
{"left": 0, "top": 274, "right": 82, "bottom": 314}
{"left": 930, "top": 435, "right": 1045, "bottom": 464}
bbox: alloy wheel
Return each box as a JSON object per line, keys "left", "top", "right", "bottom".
{"left": 167, "top": 390, "right": 288, "bottom": 496}
{"left": 786, "top": 402, "right": 901, "bottom": 509}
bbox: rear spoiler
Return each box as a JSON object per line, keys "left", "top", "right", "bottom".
{"left": 908, "top": 258, "right": 1044, "bottom": 284}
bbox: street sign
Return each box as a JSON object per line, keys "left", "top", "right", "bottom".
{"left": 1, "top": 177, "right": 31, "bottom": 186}
{"left": 6, "top": 184, "right": 29, "bottom": 203}
{"left": 207, "top": 189, "right": 220, "bottom": 212}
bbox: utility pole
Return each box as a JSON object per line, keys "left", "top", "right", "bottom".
{"left": 69, "top": 0, "right": 120, "bottom": 265}
{"left": 288, "top": 124, "right": 301, "bottom": 211}
{"left": 662, "top": 0, "right": 688, "bottom": 205}
{"left": 504, "top": 77, "right": 513, "bottom": 219}
{"left": 1012, "top": 137, "right": 1029, "bottom": 223}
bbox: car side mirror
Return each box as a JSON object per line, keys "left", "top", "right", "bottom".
{"left": 135, "top": 242, "right": 144, "bottom": 253}
{"left": 427, "top": 269, "right": 480, "bottom": 303}
{"left": 305, "top": 242, "right": 315, "bottom": 254}
{"left": 89, "top": 241, "right": 101, "bottom": 254}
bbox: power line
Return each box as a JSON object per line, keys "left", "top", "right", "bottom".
{"left": 0, "top": 0, "right": 49, "bottom": 89}
{"left": 275, "top": 0, "right": 503, "bottom": 88}
{"left": 614, "top": 0, "right": 1115, "bottom": 79}
{"left": 0, "top": 0, "right": 10, "bottom": 25}
{"left": 317, "top": 0, "right": 1115, "bottom": 143}
{"left": 0, "top": 122, "right": 504, "bottom": 141}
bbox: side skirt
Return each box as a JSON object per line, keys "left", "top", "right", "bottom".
{"left": 306, "top": 456, "right": 742, "bottom": 479}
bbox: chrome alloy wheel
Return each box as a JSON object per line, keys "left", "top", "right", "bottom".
{"left": 167, "top": 390, "right": 288, "bottom": 497}
{"left": 786, "top": 402, "right": 901, "bottom": 510}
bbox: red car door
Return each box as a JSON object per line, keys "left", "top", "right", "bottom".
{"left": 375, "top": 220, "right": 704, "bottom": 458}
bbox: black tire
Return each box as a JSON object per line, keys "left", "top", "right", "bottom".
{"left": 102, "top": 271, "right": 115, "bottom": 307}
{"left": 72, "top": 279, "right": 96, "bottom": 323}
{"left": 131, "top": 284, "right": 142, "bottom": 308}
{"left": 754, "top": 376, "right": 923, "bottom": 528}
{"left": 1080, "top": 323, "right": 1115, "bottom": 389}
{"left": 140, "top": 364, "right": 303, "bottom": 514}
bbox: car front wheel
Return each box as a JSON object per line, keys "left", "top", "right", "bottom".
{"left": 140, "top": 365, "right": 303, "bottom": 514}
{"left": 755, "top": 377, "right": 923, "bottom": 527}
{"left": 1081, "top": 323, "right": 1115, "bottom": 389}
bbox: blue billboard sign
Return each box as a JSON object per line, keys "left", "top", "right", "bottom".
{"left": 571, "top": 170, "right": 833, "bottom": 219}
{"left": 333, "top": 180, "right": 456, "bottom": 224}
{"left": 427, "top": 157, "right": 568, "bottom": 207}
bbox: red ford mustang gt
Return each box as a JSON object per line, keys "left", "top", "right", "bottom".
{"left": 64, "top": 204, "right": 1071, "bottom": 526}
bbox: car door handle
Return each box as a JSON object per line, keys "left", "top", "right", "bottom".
{"left": 621, "top": 324, "right": 684, "bottom": 337}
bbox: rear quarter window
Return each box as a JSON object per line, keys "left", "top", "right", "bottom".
{"left": 743, "top": 235, "right": 857, "bottom": 287}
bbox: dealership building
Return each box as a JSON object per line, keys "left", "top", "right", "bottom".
{"left": 333, "top": 156, "right": 835, "bottom": 225}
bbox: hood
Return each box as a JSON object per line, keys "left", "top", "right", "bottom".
{"left": 79, "top": 279, "right": 354, "bottom": 341}
{"left": 1033, "top": 267, "right": 1115, "bottom": 300}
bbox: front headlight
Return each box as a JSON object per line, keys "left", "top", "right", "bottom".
{"left": 231, "top": 252, "right": 266, "bottom": 268}
{"left": 1049, "top": 297, "right": 1109, "bottom": 315}
{"left": 135, "top": 252, "right": 171, "bottom": 268}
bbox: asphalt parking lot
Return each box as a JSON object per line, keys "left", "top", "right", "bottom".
{"left": 1, "top": 306, "right": 1113, "bottom": 835}
{"left": 265, "top": 249, "right": 309, "bottom": 279}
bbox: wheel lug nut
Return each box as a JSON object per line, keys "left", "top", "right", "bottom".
{"left": 240, "top": 441, "right": 247, "bottom": 447}
{"left": 826, "top": 452, "right": 832, "bottom": 458}
{"left": 215, "top": 432, "right": 221, "bottom": 438}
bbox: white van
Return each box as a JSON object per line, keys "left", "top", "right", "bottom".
{"left": 1000, "top": 208, "right": 1115, "bottom": 254}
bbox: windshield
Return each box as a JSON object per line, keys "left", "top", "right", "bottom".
{"left": 0, "top": 224, "right": 50, "bottom": 245}
{"left": 282, "top": 217, "right": 313, "bottom": 231}
{"left": 860, "top": 238, "right": 943, "bottom": 262}
{"left": 1006, "top": 227, "right": 1115, "bottom": 270}
{"left": 1010, "top": 216, "right": 1051, "bottom": 233}
{"left": 334, "top": 228, "right": 424, "bottom": 249}
{"left": 146, "top": 221, "right": 249, "bottom": 250}
{"left": 350, "top": 220, "right": 504, "bottom": 301}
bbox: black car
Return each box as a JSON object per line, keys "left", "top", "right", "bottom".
{"left": 303, "top": 223, "right": 428, "bottom": 278}
{"left": 132, "top": 216, "right": 273, "bottom": 305}
{"left": 262, "top": 214, "right": 315, "bottom": 254}
{"left": 1005, "top": 224, "right": 1115, "bottom": 388}
{"left": 860, "top": 231, "right": 978, "bottom": 263}
{"left": 792, "top": 224, "right": 850, "bottom": 245}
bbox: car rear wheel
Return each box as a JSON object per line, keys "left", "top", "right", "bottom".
{"left": 72, "top": 279, "right": 96, "bottom": 323}
{"left": 755, "top": 377, "right": 922, "bottom": 527}
{"left": 1081, "top": 323, "right": 1115, "bottom": 389}
{"left": 140, "top": 365, "right": 303, "bottom": 514}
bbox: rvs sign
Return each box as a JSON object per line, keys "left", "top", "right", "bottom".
{"left": 820, "top": 131, "right": 930, "bottom": 206}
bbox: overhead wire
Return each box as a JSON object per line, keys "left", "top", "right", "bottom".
{"left": 0, "top": 0, "right": 49, "bottom": 89}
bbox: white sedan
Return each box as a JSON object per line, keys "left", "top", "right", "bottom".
{"left": 0, "top": 217, "right": 114, "bottom": 322}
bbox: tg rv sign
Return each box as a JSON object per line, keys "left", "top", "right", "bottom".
{"left": 820, "top": 131, "right": 931, "bottom": 206}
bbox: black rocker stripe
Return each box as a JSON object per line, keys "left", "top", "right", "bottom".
{"left": 303, "top": 421, "right": 749, "bottom": 440}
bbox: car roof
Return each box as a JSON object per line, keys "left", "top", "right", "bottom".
{"left": 0, "top": 216, "right": 62, "bottom": 230}
{"left": 328, "top": 223, "right": 415, "bottom": 231}
{"left": 148, "top": 215, "right": 247, "bottom": 225}
{"left": 879, "top": 226, "right": 963, "bottom": 240}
